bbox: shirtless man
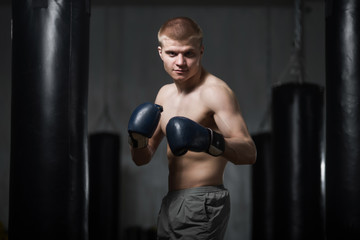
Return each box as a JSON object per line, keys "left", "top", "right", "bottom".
{"left": 128, "top": 17, "right": 256, "bottom": 239}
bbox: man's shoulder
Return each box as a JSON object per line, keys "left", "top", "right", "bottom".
{"left": 202, "top": 71, "right": 227, "bottom": 86}
{"left": 200, "top": 75, "right": 237, "bottom": 109}
{"left": 155, "top": 83, "right": 176, "bottom": 103}
{"left": 202, "top": 74, "right": 232, "bottom": 95}
{"left": 158, "top": 83, "right": 175, "bottom": 94}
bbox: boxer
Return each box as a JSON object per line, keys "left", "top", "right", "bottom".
{"left": 128, "top": 17, "right": 256, "bottom": 239}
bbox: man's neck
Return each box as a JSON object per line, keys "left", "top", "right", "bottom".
{"left": 175, "top": 67, "right": 206, "bottom": 94}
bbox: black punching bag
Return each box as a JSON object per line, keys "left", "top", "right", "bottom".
{"left": 326, "top": 1, "right": 360, "bottom": 238}
{"left": 251, "top": 132, "right": 274, "bottom": 240}
{"left": 89, "top": 133, "right": 120, "bottom": 240}
{"left": 272, "top": 83, "right": 324, "bottom": 239}
{"left": 9, "top": 0, "right": 90, "bottom": 239}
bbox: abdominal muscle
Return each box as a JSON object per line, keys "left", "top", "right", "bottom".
{"left": 167, "top": 148, "right": 228, "bottom": 191}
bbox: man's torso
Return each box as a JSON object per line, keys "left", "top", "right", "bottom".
{"left": 156, "top": 75, "right": 228, "bottom": 191}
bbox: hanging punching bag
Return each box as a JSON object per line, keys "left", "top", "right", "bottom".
{"left": 272, "top": 82, "right": 324, "bottom": 240}
{"left": 9, "top": 0, "right": 90, "bottom": 239}
{"left": 326, "top": 1, "right": 360, "bottom": 239}
{"left": 89, "top": 132, "right": 120, "bottom": 240}
{"left": 251, "top": 132, "right": 274, "bottom": 240}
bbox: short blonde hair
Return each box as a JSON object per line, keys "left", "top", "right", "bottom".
{"left": 158, "top": 17, "right": 203, "bottom": 47}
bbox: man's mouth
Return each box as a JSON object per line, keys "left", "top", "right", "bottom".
{"left": 174, "top": 69, "right": 187, "bottom": 73}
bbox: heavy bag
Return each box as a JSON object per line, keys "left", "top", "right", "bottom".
{"left": 89, "top": 132, "right": 120, "bottom": 240}
{"left": 251, "top": 132, "right": 274, "bottom": 240}
{"left": 326, "top": 0, "right": 360, "bottom": 238}
{"left": 272, "top": 82, "right": 324, "bottom": 240}
{"left": 9, "top": 0, "right": 90, "bottom": 239}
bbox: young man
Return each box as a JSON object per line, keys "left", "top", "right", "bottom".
{"left": 128, "top": 17, "right": 256, "bottom": 239}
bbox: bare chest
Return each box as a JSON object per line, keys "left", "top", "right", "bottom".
{"left": 159, "top": 94, "right": 216, "bottom": 134}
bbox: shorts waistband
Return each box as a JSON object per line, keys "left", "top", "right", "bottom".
{"left": 167, "top": 185, "right": 227, "bottom": 198}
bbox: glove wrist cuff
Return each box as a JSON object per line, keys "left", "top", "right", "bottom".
{"left": 128, "top": 132, "right": 148, "bottom": 149}
{"left": 207, "top": 129, "right": 225, "bottom": 156}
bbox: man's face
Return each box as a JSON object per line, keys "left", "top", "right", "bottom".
{"left": 158, "top": 37, "right": 204, "bottom": 83}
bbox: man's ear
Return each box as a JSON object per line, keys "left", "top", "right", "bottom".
{"left": 158, "top": 46, "right": 163, "bottom": 59}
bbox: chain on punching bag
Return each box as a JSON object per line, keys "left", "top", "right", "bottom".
{"left": 87, "top": 9, "right": 121, "bottom": 239}
{"left": 9, "top": 0, "right": 90, "bottom": 239}
{"left": 326, "top": 0, "right": 360, "bottom": 239}
{"left": 266, "top": 0, "right": 325, "bottom": 238}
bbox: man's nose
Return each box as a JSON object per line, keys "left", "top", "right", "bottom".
{"left": 176, "top": 54, "right": 185, "bottom": 65}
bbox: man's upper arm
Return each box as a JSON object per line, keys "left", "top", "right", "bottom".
{"left": 203, "top": 84, "right": 250, "bottom": 139}
{"left": 147, "top": 123, "right": 164, "bottom": 154}
{"left": 202, "top": 83, "right": 256, "bottom": 164}
{"left": 148, "top": 86, "right": 167, "bottom": 152}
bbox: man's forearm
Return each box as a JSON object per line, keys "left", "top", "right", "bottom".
{"left": 223, "top": 137, "right": 257, "bottom": 165}
{"left": 131, "top": 145, "right": 154, "bottom": 166}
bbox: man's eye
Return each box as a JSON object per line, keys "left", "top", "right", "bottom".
{"left": 185, "top": 52, "right": 195, "bottom": 57}
{"left": 168, "top": 52, "right": 176, "bottom": 57}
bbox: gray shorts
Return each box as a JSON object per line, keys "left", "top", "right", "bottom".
{"left": 157, "top": 185, "right": 230, "bottom": 240}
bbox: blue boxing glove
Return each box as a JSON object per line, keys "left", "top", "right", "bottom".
{"left": 128, "top": 102, "right": 163, "bottom": 148}
{"left": 166, "top": 116, "right": 225, "bottom": 156}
